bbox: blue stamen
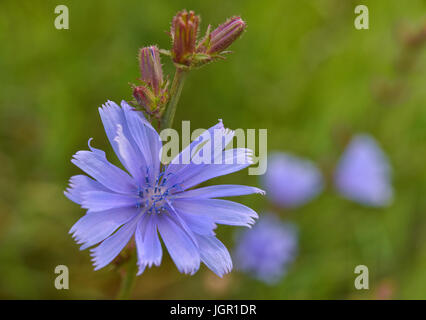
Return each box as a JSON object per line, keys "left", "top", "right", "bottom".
{"left": 136, "top": 171, "right": 183, "bottom": 215}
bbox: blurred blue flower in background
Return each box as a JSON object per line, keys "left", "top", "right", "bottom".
{"left": 262, "top": 152, "right": 324, "bottom": 208}
{"left": 334, "top": 134, "right": 393, "bottom": 207}
{"left": 65, "top": 100, "right": 264, "bottom": 277}
{"left": 234, "top": 214, "right": 298, "bottom": 284}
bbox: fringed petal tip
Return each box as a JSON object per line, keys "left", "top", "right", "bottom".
{"left": 216, "top": 264, "right": 233, "bottom": 278}
{"left": 246, "top": 214, "right": 259, "bottom": 228}
{"left": 188, "top": 267, "right": 200, "bottom": 276}
{"left": 98, "top": 100, "right": 119, "bottom": 116}
{"left": 180, "top": 265, "right": 200, "bottom": 276}
{"left": 90, "top": 254, "right": 104, "bottom": 271}
{"left": 137, "top": 264, "right": 146, "bottom": 276}
{"left": 120, "top": 100, "right": 133, "bottom": 109}
{"left": 136, "top": 258, "right": 163, "bottom": 276}
{"left": 63, "top": 190, "right": 72, "bottom": 201}
{"left": 69, "top": 233, "right": 88, "bottom": 249}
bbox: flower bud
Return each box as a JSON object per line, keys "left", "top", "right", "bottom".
{"left": 132, "top": 85, "right": 156, "bottom": 113}
{"left": 171, "top": 10, "right": 200, "bottom": 66}
{"left": 139, "top": 46, "right": 163, "bottom": 95}
{"left": 201, "top": 16, "right": 246, "bottom": 55}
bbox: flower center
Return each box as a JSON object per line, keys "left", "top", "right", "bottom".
{"left": 137, "top": 186, "right": 168, "bottom": 214}
{"left": 137, "top": 171, "right": 182, "bottom": 214}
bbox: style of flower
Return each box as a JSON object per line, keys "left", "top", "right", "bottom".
{"left": 262, "top": 152, "right": 323, "bottom": 208}
{"left": 334, "top": 134, "right": 393, "bottom": 207}
{"left": 65, "top": 101, "right": 264, "bottom": 276}
{"left": 234, "top": 214, "right": 298, "bottom": 284}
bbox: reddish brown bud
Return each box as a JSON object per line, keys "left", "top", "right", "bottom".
{"left": 132, "top": 85, "right": 156, "bottom": 112}
{"left": 171, "top": 10, "right": 200, "bottom": 66}
{"left": 139, "top": 46, "right": 163, "bottom": 95}
{"left": 201, "top": 16, "right": 246, "bottom": 55}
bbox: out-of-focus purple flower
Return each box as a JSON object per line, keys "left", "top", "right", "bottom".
{"left": 65, "top": 101, "right": 264, "bottom": 276}
{"left": 234, "top": 214, "right": 298, "bottom": 284}
{"left": 334, "top": 134, "right": 393, "bottom": 207}
{"left": 262, "top": 152, "right": 323, "bottom": 208}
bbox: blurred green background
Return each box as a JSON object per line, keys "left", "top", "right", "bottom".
{"left": 0, "top": 0, "right": 425, "bottom": 299}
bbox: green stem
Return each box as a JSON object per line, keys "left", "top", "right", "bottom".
{"left": 116, "top": 252, "right": 138, "bottom": 300}
{"left": 160, "top": 68, "right": 187, "bottom": 130}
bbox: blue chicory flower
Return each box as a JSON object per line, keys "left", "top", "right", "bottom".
{"left": 262, "top": 152, "right": 323, "bottom": 208}
{"left": 234, "top": 214, "right": 298, "bottom": 284}
{"left": 65, "top": 100, "right": 264, "bottom": 276}
{"left": 334, "top": 134, "right": 393, "bottom": 207}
